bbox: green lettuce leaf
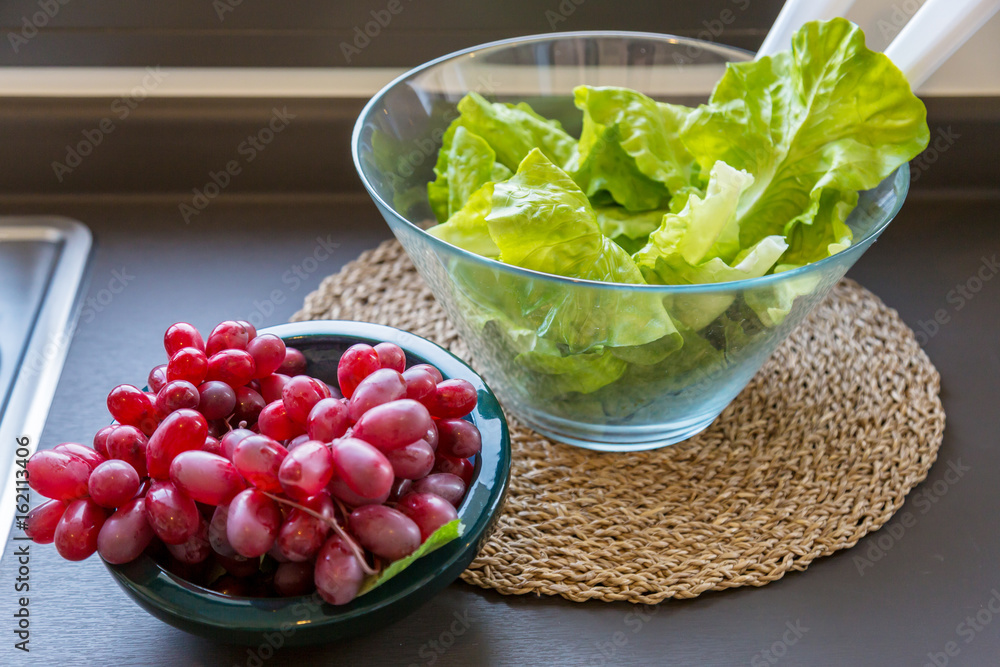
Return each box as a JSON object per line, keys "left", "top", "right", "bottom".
{"left": 428, "top": 125, "right": 512, "bottom": 222}
{"left": 485, "top": 148, "right": 678, "bottom": 351}
{"left": 455, "top": 92, "right": 576, "bottom": 171}
{"left": 634, "top": 160, "right": 752, "bottom": 272}
{"left": 593, "top": 206, "right": 669, "bottom": 254}
{"left": 635, "top": 160, "right": 788, "bottom": 286}
{"left": 427, "top": 182, "right": 500, "bottom": 258}
{"left": 680, "top": 17, "right": 929, "bottom": 264}
{"left": 359, "top": 519, "right": 462, "bottom": 596}
{"left": 633, "top": 161, "right": 787, "bottom": 329}
{"left": 569, "top": 86, "right": 698, "bottom": 210}
{"left": 744, "top": 270, "right": 823, "bottom": 327}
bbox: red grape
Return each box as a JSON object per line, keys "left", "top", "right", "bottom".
{"left": 232, "top": 435, "right": 288, "bottom": 493}
{"left": 220, "top": 428, "right": 255, "bottom": 461}
{"left": 410, "top": 363, "right": 443, "bottom": 384}
{"left": 93, "top": 425, "right": 115, "bottom": 458}
{"left": 166, "top": 518, "right": 211, "bottom": 564}
{"left": 259, "top": 373, "right": 290, "bottom": 404}
{"left": 146, "top": 408, "right": 209, "bottom": 479}
{"left": 349, "top": 504, "right": 421, "bottom": 561}
{"left": 208, "top": 504, "right": 237, "bottom": 558}
{"left": 314, "top": 535, "right": 364, "bottom": 605}
{"left": 145, "top": 480, "right": 200, "bottom": 544}
{"left": 282, "top": 376, "right": 327, "bottom": 425}
{"left": 427, "top": 379, "right": 477, "bottom": 419}
{"left": 307, "top": 398, "right": 349, "bottom": 442}
{"left": 386, "top": 439, "right": 435, "bottom": 480}
{"left": 247, "top": 334, "right": 286, "bottom": 379}
{"left": 197, "top": 380, "right": 236, "bottom": 420}
{"left": 285, "top": 434, "right": 311, "bottom": 450}
{"left": 374, "top": 342, "right": 405, "bottom": 372}
{"left": 352, "top": 399, "right": 432, "bottom": 452}
{"left": 402, "top": 367, "right": 436, "bottom": 402}
{"left": 436, "top": 419, "right": 482, "bottom": 458}
{"left": 206, "top": 349, "right": 256, "bottom": 388}
{"left": 206, "top": 320, "right": 251, "bottom": 356}
{"left": 397, "top": 492, "right": 458, "bottom": 540}
{"left": 88, "top": 460, "right": 141, "bottom": 508}
{"left": 169, "top": 450, "right": 245, "bottom": 505}
{"left": 25, "top": 499, "right": 67, "bottom": 544}
{"left": 233, "top": 386, "right": 266, "bottom": 425}
{"left": 165, "top": 322, "right": 205, "bottom": 356}
{"left": 327, "top": 476, "right": 390, "bottom": 507}
{"left": 424, "top": 421, "right": 439, "bottom": 451}
{"left": 273, "top": 561, "right": 315, "bottom": 597}
{"left": 216, "top": 552, "right": 260, "bottom": 578}
{"left": 347, "top": 369, "right": 406, "bottom": 422}
{"left": 147, "top": 364, "right": 168, "bottom": 393}
{"left": 278, "top": 440, "right": 334, "bottom": 500}
{"left": 330, "top": 437, "right": 394, "bottom": 500}
{"left": 166, "top": 347, "right": 209, "bottom": 386}
{"left": 202, "top": 436, "right": 222, "bottom": 456}
{"left": 53, "top": 442, "right": 106, "bottom": 470}
{"left": 388, "top": 478, "right": 413, "bottom": 502}
{"left": 337, "top": 344, "right": 380, "bottom": 399}
{"left": 97, "top": 497, "right": 155, "bottom": 564}
{"left": 269, "top": 540, "right": 291, "bottom": 563}
{"left": 26, "top": 450, "right": 90, "bottom": 500}
{"left": 277, "top": 346, "right": 307, "bottom": 376}
{"left": 433, "top": 455, "right": 475, "bottom": 487}
{"left": 54, "top": 499, "right": 107, "bottom": 561}
{"left": 156, "top": 380, "right": 200, "bottom": 415}
{"left": 237, "top": 320, "right": 257, "bottom": 339}
{"left": 257, "top": 400, "right": 304, "bottom": 441}
{"left": 412, "top": 473, "right": 466, "bottom": 508}
{"left": 226, "top": 488, "right": 281, "bottom": 558}
{"left": 106, "top": 425, "right": 149, "bottom": 478}
{"left": 107, "top": 384, "right": 157, "bottom": 433}
{"left": 275, "top": 495, "right": 333, "bottom": 562}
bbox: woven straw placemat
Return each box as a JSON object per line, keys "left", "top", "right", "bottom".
{"left": 293, "top": 240, "right": 945, "bottom": 604}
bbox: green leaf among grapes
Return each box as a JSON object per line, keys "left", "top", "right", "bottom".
{"left": 358, "top": 519, "right": 463, "bottom": 597}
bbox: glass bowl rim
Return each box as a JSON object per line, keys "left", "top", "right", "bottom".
{"left": 102, "top": 319, "right": 511, "bottom": 631}
{"left": 351, "top": 30, "right": 910, "bottom": 295}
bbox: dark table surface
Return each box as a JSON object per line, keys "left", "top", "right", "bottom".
{"left": 1, "top": 192, "right": 998, "bottom": 667}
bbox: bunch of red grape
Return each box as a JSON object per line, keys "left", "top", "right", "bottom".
{"left": 24, "top": 320, "right": 482, "bottom": 605}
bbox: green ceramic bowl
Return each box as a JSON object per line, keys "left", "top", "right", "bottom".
{"left": 103, "top": 320, "right": 511, "bottom": 646}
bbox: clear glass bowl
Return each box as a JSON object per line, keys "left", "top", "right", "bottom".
{"left": 352, "top": 32, "right": 909, "bottom": 452}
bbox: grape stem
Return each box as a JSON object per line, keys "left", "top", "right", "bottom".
{"left": 260, "top": 491, "right": 378, "bottom": 576}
